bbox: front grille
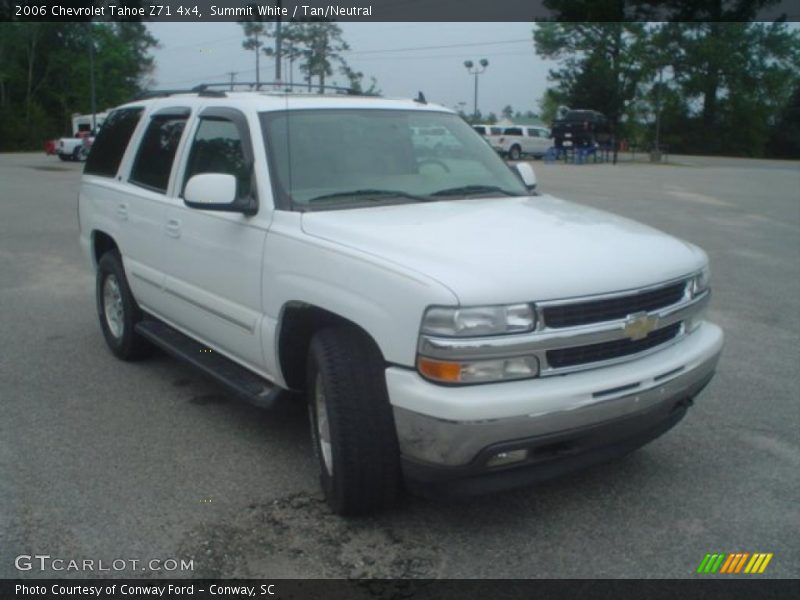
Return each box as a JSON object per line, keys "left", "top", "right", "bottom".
{"left": 542, "top": 282, "right": 686, "bottom": 328}
{"left": 547, "top": 323, "right": 682, "bottom": 368}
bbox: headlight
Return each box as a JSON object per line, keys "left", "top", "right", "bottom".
{"left": 691, "top": 266, "right": 710, "bottom": 297}
{"left": 421, "top": 304, "right": 536, "bottom": 337}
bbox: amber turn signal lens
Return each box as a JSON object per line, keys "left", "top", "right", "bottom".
{"left": 417, "top": 357, "right": 462, "bottom": 383}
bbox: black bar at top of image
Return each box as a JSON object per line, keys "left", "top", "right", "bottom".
{"left": 2, "top": 579, "right": 800, "bottom": 600}
{"left": 2, "top": 0, "right": 798, "bottom": 22}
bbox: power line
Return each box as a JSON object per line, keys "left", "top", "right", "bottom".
{"left": 155, "top": 32, "right": 532, "bottom": 58}
{"left": 342, "top": 38, "right": 533, "bottom": 56}
{"left": 156, "top": 34, "right": 241, "bottom": 53}
{"left": 351, "top": 50, "right": 534, "bottom": 62}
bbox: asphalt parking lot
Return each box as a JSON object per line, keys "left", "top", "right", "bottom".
{"left": 1, "top": 152, "right": 798, "bottom": 579}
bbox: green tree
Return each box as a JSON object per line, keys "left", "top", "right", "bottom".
{"left": 766, "top": 82, "right": 800, "bottom": 158}
{"left": 286, "top": 22, "right": 349, "bottom": 92}
{"left": 538, "top": 89, "right": 562, "bottom": 125}
{"left": 654, "top": 22, "right": 799, "bottom": 155}
{"left": 340, "top": 64, "right": 380, "bottom": 95}
{"left": 501, "top": 105, "right": 514, "bottom": 119}
{"left": 239, "top": 20, "right": 273, "bottom": 88}
{"left": 534, "top": 22, "right": 651, "bottom": 162}
{"left": 0, "top": 22, "right": 157, "bottom": 150}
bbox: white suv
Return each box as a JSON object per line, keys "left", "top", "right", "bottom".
{"left": 492, "top": 125, "right": 552, "bottom": 160}
{"left": 79, "top": 89, "right": 723, "bottom": 514}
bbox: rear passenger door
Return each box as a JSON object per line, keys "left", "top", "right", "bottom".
{"left": 118, "top": 107, "right": 190, "bottom": 315}
{"left": 161, "top": 108, "right": 268, "bottom": 374}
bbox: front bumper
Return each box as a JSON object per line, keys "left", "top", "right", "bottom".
{"left": 387, "top": 322, "right": 723, "bottom": 493}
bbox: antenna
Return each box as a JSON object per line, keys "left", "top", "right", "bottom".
{"left": 416, "top": 91, "right": 427, "bottom": 105}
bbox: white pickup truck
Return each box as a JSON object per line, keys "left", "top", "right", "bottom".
{"left": 57, "top": 111, "right": 108, "bottom": 161}
{"left": 57, "top": 135, "right": 92, "bottom": 162}
{"left": 78, "top": 89, "right": 723, "bottom": 514}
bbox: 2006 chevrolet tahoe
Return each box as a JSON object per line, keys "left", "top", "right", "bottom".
{"left": 78, "top": 87, "right": 723, "bottom": 514}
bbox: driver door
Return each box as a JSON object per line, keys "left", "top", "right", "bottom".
{"left": 160, "top": 108, "right": 269, "bottom": 374}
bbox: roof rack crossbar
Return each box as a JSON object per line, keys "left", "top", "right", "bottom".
{"left": 134, "top": 82, "right": 380, "bottom": 101}
{"left": 134, "top": 88, "right": 226, "bottom": 100}
{"left": 194, "top": 81, "right": 366, "bottom": 95}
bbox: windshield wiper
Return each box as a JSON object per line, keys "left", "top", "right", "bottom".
{"left": 308, "top": 189, "right": 431, "bottom": 204}
{"left": 429, "top": 184, "right": 523, "bottom": 198}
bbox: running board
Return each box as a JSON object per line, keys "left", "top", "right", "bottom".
{"left": 135, "top": 319, "right": 282, "bottom": 409}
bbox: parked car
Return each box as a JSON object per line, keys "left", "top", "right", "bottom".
{"left": 472, "top": 124, "right": 502, "bottom": 137}
{"left": 551, "top": 109, "right": 611, "bottom": 149}
{"left": 492, "top": 125, "right": 552, "bottom": 160}
{"left": 57, "top": 132, "right": 92, "bottom": 162}
{"left": 79, "top": 89, "right": 723, "bottom": 515}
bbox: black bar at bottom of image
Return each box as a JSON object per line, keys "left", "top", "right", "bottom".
{"left": 2, "top": 579, "right": 800, "bottom": 600}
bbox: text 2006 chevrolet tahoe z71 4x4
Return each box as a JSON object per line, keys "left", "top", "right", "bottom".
{"left": 78, "top": 89, "right": 723, "bottom": 515}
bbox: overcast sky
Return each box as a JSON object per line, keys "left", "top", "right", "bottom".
{"left": 146, "top": 22, "right": 555, "bottom": 117}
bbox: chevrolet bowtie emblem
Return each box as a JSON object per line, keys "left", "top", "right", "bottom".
{"left": 623, "top": 312, "right": 659, "bottom": 341}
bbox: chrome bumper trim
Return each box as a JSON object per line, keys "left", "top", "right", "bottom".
{"left": 393, "top": 343, "right": 720, "bottom": 467}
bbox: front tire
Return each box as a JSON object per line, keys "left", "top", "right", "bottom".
{"left": 307, "top": 326, "right": 402, "bottom": 515}
{"left": 96, "top": 251, "right": 152, "bottom": 361}
{"left": 509, "top": 145, "right": 522, "bottom": 161}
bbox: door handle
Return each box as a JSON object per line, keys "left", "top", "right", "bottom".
{"left": 165, "top": 218, "right": 181, "bottom": 238}
{"left": 116, "top": 203, "right": 128, "bottom": 221}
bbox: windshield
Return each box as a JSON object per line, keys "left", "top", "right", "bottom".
{"left": 260, "top": 109, "right": 528, "bottom": 210}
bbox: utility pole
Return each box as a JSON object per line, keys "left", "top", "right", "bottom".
{"left": 654, "top": 66, "right": 663, "bottom": 161}
{"left": 227, "top": 71, "right": 236, "bottom": 91}
{"left": 463, "top": 59, "right": 489, "bottom": 121}
{"left": 88, "top": 25, "right": 96, "bottom": 133}
{"left": 274, "top": 0, "right": 282, "bottom": 83}
{"left": 255, "top": 31, "right": 260, "bottom": 89}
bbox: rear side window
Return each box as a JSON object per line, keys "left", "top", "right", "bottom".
{"left": 84, "top": 108, "right": 143, "bottom": 177}
{"left": 130, "top": 113, "right": 189, "bottom": 193}
{"left": 504, "top": 127, "right": 523, "bottom": 136}
{"left": 473, "top": 126, "right": 486, "bottom": 135}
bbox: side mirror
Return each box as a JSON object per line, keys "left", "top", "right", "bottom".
{"left": 184, "top": 173, "right": 257, "bottom": 215}
{"left": 514, "top": 162, "right": 537, "bottom": 192}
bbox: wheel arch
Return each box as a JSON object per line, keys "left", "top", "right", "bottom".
{"left": 91, "top": 230, "right": 119, "bottom": 268}
{"left": 275, "top": 302, "right": 385, "bottom": 392}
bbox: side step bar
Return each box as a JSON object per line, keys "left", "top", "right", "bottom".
{"left": 135, "top": 319, "right": 282, "bottom": 409}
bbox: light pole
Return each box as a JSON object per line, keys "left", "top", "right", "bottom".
{"left": 87, "top": 24, "right": 97, "bottom": 133}
{"left": 464, "top": 59, "right": 488, "bottom": 120}
{"left": 652, "top": 66, "right": 664, "bottom": 162}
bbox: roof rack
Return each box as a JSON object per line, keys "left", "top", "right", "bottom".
{"left": 194, "top": 81, "right": 372, "bottom": 96}
{"left": 134, "top": 88, "right": 225, "bottom": 100}
{"left": 135, "top": 81, "right": 379, "bottom": 101}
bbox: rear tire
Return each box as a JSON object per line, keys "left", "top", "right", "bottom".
{"left": 96, "top": 251, "right": 153, "bottom": 361}
{"left": 306, "top": 326, "right": 402, "bottom": 515}
{"left": 509, "top": 145, "right": 522, "bottom": 161}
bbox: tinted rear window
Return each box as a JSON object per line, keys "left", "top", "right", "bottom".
{"left": 84, "top": 108, "right": 143, "bottom": 177}
{"left": 129, "top": 114, "right": 188, "bottom": 193}
{"left": 504, "top": 127, "right": 523, "bottom": 136}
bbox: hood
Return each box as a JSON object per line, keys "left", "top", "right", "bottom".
{"left": 300, "top": 195, "right": 706, "bottom": 305}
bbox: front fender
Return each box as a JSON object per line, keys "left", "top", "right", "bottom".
{"left": 260, "top": 212, "right": 458, "bottom": 380}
